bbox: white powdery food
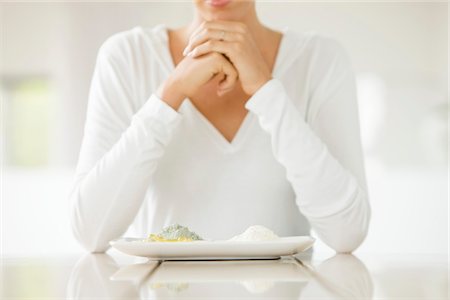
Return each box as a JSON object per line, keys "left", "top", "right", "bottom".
{"left": 229, "top": 225, "right": 280, "bottom": 241}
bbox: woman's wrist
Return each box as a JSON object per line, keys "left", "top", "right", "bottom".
{"left": 156, "top": 76, "right": 186, "bottom": 111}
{"left": 249, "top": 75, "right": 273, "bottom": 96}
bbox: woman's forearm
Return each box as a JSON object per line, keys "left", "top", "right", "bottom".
{"left": 245, "top": 78, "right": 370, "bottom": 253}
{"left": 69, "top": 93, "right": 182, "bottom": 253}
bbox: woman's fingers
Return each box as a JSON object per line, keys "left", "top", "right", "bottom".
{"left": 189, "top": 20, "right": 245, "bottom": 41}
{"left": 188, "top": 39, "right": 236, "bottom": 60}
{"left": 215, "top": 55, "right": 238, "bottom": 95}
{"left": 184, "top": 28, "right": 240, "bottom": 55}
{"left": 184, "top": 20, "right": 246, "bottom": 54}
{"left": 183, "top": 20, "right": 269, "bottom": 96}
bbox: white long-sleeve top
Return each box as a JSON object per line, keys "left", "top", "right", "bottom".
{"left": 69, "top": 23, "right": 370, "bottom": 253}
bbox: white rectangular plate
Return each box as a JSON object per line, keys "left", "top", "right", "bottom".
{"left": 110, "top": 236, "right": 315, "bottom": 260}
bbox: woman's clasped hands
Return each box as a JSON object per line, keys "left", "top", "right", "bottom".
{"left": 183, "top": 20, "right": 272, "bottom": 96}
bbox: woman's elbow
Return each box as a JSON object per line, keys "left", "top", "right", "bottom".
{"left": 71, "top": 222, "right": 111, "bottom": 253}
{"left": 330, "top": 200, "right": 371, "bottom": 253}
{"left": 316, "top": 192, "right": 371, "bottom": 253}
{"left": 80, "top": 240, "right": 110, "bottom": 254}
{"left": 69, "top": 187, "right": 110, "bottom": 253}
{"left": 330, "top": 224, "right": 369, "bottom": 254}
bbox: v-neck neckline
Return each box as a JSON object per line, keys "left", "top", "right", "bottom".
{"left": 183, "top": 98, "right": 255, "bottom": 153}
{"left": 154, "top": 23, "right": 290, "bottom": 153}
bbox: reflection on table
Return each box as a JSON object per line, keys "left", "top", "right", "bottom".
{"left": 2, "top": 252, "right": 446, "bottom": 299}
{"left": 66, "top": 253, "right": 374, "bottom": 299}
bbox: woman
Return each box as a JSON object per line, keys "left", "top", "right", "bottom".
{"left": 69, "top": 0, "right": 370, "bottom": 253}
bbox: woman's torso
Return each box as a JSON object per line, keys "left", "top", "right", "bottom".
{"left": 114, "top": 23, "right": 319, "bottom": 239}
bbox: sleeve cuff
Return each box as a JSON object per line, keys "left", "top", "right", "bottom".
{"left": 245, "top": 78, "right": 286, "bottom": 114}
{"left": 136, "top": 93, "right": 181, "bottom": 124}
{"left": 132, "top": 93, "right": 182, "bottom": 144}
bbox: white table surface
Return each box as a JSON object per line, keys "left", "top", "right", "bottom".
{"left": 2, "top": 251, "right": 448, "bottom": 299}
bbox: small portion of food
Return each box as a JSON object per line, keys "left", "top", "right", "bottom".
{"left": 149, "top": 282, "right": 189, "bottom": 293}
{"left": 228, "top": 225, "right": 280, "bottom": 242}
{"left": 145, "top": 224, "right": 203, "bottom": 242}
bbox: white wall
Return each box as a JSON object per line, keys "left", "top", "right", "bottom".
{"left": 1, "top": 2, "right": 447, "bottom": 256}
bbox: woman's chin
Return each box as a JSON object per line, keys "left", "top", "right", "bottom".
{"left": 204, "top": 0, "right": 233, "bottom": 9}
{"left": 194, "top": 0, "right": 253, "bottom": 21}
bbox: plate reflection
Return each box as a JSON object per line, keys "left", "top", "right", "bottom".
{"left": 66, "top": 254, "right": 373, "bottom": 299}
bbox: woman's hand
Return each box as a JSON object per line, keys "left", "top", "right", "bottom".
{"left": 157, "top": 51, "right": 238, "bottom": 110}
{"left": 183, "top": 20, "right": 273, "bottom": 96}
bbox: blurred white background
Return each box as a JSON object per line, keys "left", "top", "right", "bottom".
{"left": 1, "top": 1, "right": 448, "bottom": 256}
